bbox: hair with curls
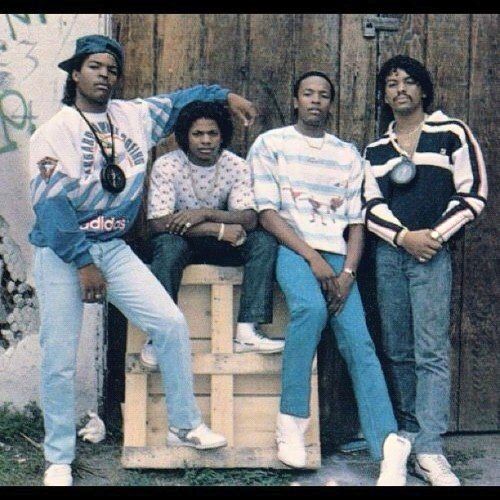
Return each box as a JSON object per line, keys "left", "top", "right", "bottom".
{"left": 174, "top": 100, "right": 234, "bottom": 153}
{"left": 293, "top": 70, "right": 335, "bottom": 102}
{"left": 377, "top": 55, "right": 434, "bottom": 126}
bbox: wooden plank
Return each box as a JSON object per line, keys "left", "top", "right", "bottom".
{"left": 425, "top": 13, "right": 471, "bottom": 432}
{"left": 123, "top": 373, "right": 148, "bottom": 447}
{"left": 459, "top": 14, "right": 499, "bottom": 431}
{"left": 181, "top": 265, "right": 243, "bottom": 285}
{"left": 210, "top": 284, "right": 234, "bottom": 445}
{"left": 246, "top": 14, "right": 295, "bottom": 148}
{"left": 146, "top": 393, "right": 320, "bottom": 452}
{"left": 111, "top": 14, "right": 156, "bottom": 243}
{"left": 127, "top": 352, "right": 295, "bottom": 375}
{"left": 203, "top": 14, "right": 249, "bottom": 157}
{"left": 338, "top": 13, "right": 377, "bottom": 150}
{"left": 122, "top": 444, "right": 321, "bottom": 469}
{"left": 149, "top": 373, "right": 281, "bottom": 395}
{"left": 293, "top": 14, "right": 341, "bottom": 134}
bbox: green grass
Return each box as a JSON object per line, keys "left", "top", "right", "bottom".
{"left": 0, "top": 402, "right": 293, "bottom": 486}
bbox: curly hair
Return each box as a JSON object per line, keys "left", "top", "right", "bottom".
{"left": 174, "top": 100, "right": 233, "bottom": 153}
{"left": 377, "top": 55, "right": 434, "bottom": 118}
{"left": 293, "top": 70, "right": 335, "bottom": 102}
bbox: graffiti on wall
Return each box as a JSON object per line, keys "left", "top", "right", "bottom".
{"left": 0, "top": 15, "right": 46, "bottom": 155}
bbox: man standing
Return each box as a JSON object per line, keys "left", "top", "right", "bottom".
{"left": 29, "top": 35, "right": 256, "bottom": 486}
{"left": 248, "top": 71, "right": 411, "bottom": 485}
{"left": 141, "top": 100, "right": 282, "bottom": 368}
{"left": 363, "top": 55, "right": 488, "bottom": 486}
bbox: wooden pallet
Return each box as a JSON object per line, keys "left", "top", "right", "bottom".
{"left": 122, "top": 264, "right": 321, "bottom": 469}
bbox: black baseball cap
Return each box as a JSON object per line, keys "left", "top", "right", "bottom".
{"left": 58, "top": 34, "right": 124, "bottom": 74}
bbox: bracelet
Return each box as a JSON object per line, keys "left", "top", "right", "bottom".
{"left": 217, "top": 223, "right": 225, "bottom": 241}
{"left": 396, "top": 227, "right": 409, "bottom": 246}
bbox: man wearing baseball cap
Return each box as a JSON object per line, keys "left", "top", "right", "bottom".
{"left": 28, "top": 34, "right": 257, "bottom": 486}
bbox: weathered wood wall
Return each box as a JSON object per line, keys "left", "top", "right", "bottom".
{"left": 110, "top": 14, "right": 498, "bottom": 438}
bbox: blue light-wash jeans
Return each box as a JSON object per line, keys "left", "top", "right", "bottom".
{"left": 376, "top": 241, "right": 452, "bottom": 455}
{"left": 276, "top": 246, "right": 397, "bottom": 461}
{"left": 34, "top": 239, "right": 201, "bottom": 464}
{"left": 151, "top": 229, "right": 277, "bottom": 324}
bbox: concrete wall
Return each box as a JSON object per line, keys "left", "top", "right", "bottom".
{"left": 0, "top": 14, "right": 109, "bottom": 416}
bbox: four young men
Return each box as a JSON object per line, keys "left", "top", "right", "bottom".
{"left": 29, "top": 35, "right": 487, "bottom": 487}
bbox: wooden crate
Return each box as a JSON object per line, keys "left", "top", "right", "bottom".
{"left": 122, "top": 264, "right": 321, "bottom": 469}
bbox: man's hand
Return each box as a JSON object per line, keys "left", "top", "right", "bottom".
{"left": 307, "top": 253, "right": 339, "bottom": 304}
{"left": 227, "top": 93, "right": 257, "bottom": 127}
{"left": 221, "top": 223, "right": 247, "bottom": 246}
{"left": 328, "top": 272, "right": 355, "bottom": 316}
{"left": 78, "top": 264, "right": 107, "bottom": 303}
{"left": 164, "top": 209, "right": 208, "bottom": 235}
{"left": 401, "top": 229, "right": 442, "bottom": 263}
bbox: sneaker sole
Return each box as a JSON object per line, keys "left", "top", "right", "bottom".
{"left": 234, "top": 345, "right": 284, "bottom": 354}
{"left": 413, "top": 462, "right": 460, "bottom": 486}
{"left": 277, "top": 453, "right": 306, "bottom": 469}
{"left": 167, "top": 433, "right": 228, "bottom": 450}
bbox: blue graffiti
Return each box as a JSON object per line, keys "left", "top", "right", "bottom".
{"left": 4, "top": 14, "right": 47, "bottom": 41}
{"left": 0, "top": 89, "right": 36, "bottom": 154}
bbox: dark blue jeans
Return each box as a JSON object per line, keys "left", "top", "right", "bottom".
{"left": 376, "top": 241, "right": 452, "bottom": 454}
{"left": 151, "top": 229, "right": 277, "bottom": 324}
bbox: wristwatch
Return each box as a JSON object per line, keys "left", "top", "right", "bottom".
{"left": 342, "top": 268, "right": 356, "bottom": 279}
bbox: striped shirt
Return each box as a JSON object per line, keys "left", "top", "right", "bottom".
{"left": 29, "top": 85, "right": 229, "bottom": 268}
{"left": 363, "top": 110, "right": 488, "bottom": 245}
{"left": 248, "top": 126, "right": 364, "bottom": 255}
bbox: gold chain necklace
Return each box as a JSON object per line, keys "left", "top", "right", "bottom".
{"left": 303, "top": 133, "right": 326, "bottom": 149}
{"left": 187, "top": 156, "right": 221, "bottom": 205}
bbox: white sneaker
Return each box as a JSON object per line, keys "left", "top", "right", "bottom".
{"left": 234, "top": 325, "right": 285, "bottom": 354}
{"left": 276, "top": 412, "right": 309, "bottom": 468}
{"left": 43, "top": 463, "right": 73, "bottom": 486}
{"left": 376, "top": 433, "right": 412, "bottom": 486}
{"left": 140, "top": 340, "right": 158, "bottom": 368}
{"left": 167, "top": 423, "right": 227, "bottom": 450}
{"left": 415, "top": 454, "right": 461, "bottom": 486}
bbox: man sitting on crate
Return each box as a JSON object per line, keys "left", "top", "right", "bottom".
{"left": 143, "top": 100, "right": 283, "bottom": 368}
{"left": 28, "top": 35, "right": 258, "bottom": 486}
{"left": 248, "top": 71, "right": 412, "bottom": 484}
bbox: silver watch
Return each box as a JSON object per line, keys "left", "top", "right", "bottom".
{"left": 342, "top": 267, "right": 356, "bottom": 279}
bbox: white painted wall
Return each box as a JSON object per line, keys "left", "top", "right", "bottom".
{"left": 0, "top": 14, "right": 110, "bottom": 417}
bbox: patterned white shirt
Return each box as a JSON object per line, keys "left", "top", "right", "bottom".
{"left": 147, "top": 148, "right": 256, "bottom": 219}
{"left": 248, "top": 126, "right": 364, "bottom": 255}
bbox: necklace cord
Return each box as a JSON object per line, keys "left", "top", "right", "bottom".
{"left": 74, "top": 105, "right": 116, "bottom": 165}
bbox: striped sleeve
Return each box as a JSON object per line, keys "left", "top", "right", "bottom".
{"left": 362, "top": 156, "right": 406, "bottom": 246}
{"left": 137, "top": 84, "right": 229, "bottom": 148}
{"left": 29, "top": 132, "right": 93, "bottom": 268}
{"left": 433, "top": 120, "right": 488, "bottom": 241}
{"left": 247, "top": 135, "right": 281, "bottom": 212}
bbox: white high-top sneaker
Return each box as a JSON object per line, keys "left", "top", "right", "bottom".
{"left": 43, "top": 463, "right": 73, "bottom": 486}
{"left": 376, "top": 433, "right": 412, "bottom": 486}
{"left": 140, "top": 339, "right": 158, "bottom": 368}
{"left": 234, "top": 324, "right": 285, "bottom": 354}
{"left": 167, "top": 423, "right": 227, "bottom": 450}
{"left": 415, "top": 454, "right": 461, "bottom": 486}
{"left": 276, "top": 412, "right": 309, "bottom": 468}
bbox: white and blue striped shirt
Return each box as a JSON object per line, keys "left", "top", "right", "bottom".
{"left": 248, "top": 126, "right": 364, "bottom": 255}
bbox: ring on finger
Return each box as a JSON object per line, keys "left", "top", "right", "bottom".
{"left": 418, "top": 257, "right": 426, "bottom": 263}
{"left": 185, "top": 222, "right": 192, "bottom": 229}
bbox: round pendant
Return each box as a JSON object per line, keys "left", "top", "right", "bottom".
{"left": 101, "top": 163, "right": 126, "bottom": 193}
{"left": 390, "top": 157, "right": 417, "bottom": 185}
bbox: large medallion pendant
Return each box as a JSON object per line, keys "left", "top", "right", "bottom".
{"left": 390, "top": 157, "right": 417, "bottom": 185}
